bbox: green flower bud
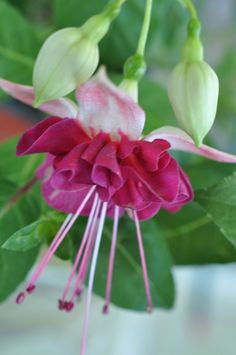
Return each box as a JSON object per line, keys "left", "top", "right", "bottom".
{"left": 33, "top": 14, "right": 110, "bottom": 106}
{"left": 168, "top": 19, "right": 219, "bottom": 146}
{"left": 168, "top": 60, "right": 219, "bottom": 146}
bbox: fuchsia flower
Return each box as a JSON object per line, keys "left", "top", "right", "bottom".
{"left": 1, "top": 70, "right": 236, "bottom": 355}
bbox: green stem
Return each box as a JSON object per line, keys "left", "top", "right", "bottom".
{"left": 183, "top": 0, "right": 198, "bottom": 20}
{"left": 136, "top": 0, "right": 153, "bottom": 56}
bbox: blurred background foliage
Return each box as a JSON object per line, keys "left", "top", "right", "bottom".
{"left": 0, "top": 0, "right": 236, "bottom": 309}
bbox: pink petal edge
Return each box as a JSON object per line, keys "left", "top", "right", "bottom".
{"left": 0, "top": 79, "right": 77, "bottom": 118}
{"left": 145, "top": 126, "right": 236, "bottom": 163}
{"left": 76, "top": 67, "right": 145, "bottom": 140}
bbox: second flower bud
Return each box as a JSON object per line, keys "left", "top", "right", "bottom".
{"left": 168, "top": 19, "right": 219, "bottom": 146}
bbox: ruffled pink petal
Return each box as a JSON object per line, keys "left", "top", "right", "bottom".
{"left": 38, "top": 156, "right": 121, "bottom": 216}
{"left": 37, "top": 156, "right": 94, "bottom": 214}
{"left": 92, "top": 142, "right": 123, "bottom": 199}
{"left": 17, "top": 117, "right": 90, "bottom": 156}
{"left": 112, "top": 179, "right": 151, "bottom": 211}
{"left": 121, "top": 155, "right": 180, "bottom": 203}
{"left": 0, "top": 79, "right": 77, "bottom": 118}
{"left": 76, "top": 69, "right": 145, "bottom": 140}
{"left": 51, "top": 144, "right": 92, "bottom": 190}
{"left": 137, "top": 139, "right": 171, "bottom": 172}
{"left": 162, "top": 169, "right": 193, "bottom": 213}
{"left": 145, "top": 126, "right": 236, "bottom": 163}
{"left": 81, "top": 132, "right": 109, "bottom": 163}
{"left": 134, "top": 202, "right": 162, "bottom": 221}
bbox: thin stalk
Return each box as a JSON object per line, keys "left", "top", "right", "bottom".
{"left": 183, "top": 0, "right": 198, "bottom": 20}
{"left": 136, "top": 0, "right": 153, "bottom": 56}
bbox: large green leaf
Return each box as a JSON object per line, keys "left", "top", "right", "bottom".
{"left": 158, "top": 203, "right": 236, "bottom": 265}
{"left": 195, "top": 174, "right": 236, "bottom": 248}
{"left": 92, "top": 216, "right": 175, "bottom": 311}
{"left": 184, "top": 160, "right": 236, "bottom": 190}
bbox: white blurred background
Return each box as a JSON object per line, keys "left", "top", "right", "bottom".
{"left": 1, "top": 263, "right": 236, "bottom": 355}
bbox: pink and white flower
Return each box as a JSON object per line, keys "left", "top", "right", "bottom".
{"left": 1, "top": 70, "right": 236, "bottom": 355}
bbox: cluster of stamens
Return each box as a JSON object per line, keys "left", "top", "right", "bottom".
{"left": 16, "top": 186, "right": 153, "bottom": 354}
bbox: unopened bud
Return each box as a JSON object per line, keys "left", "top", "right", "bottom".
{"left": 119, "top": 54, "right": 146, "bottom": 102}
{"left": 168, "top": 20, "right": 219, "bottom": 146}
{"left": 33, "top": 14, "right": 110, "bottom": 106}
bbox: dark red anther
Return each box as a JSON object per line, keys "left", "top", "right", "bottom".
{"left": 58, "top": 299, "right": 65, "bottom": 310}
{"left": 26, "top": 284, "right": 36, "bottom": 294}
{"left": 65, "top": 301, "right": 74, "bottom": 312}
{"left": 102, "top": 304, "right": 109, "bottom": 315}
{"left": 16, "top": 292, "right": 25, "bottom": 304}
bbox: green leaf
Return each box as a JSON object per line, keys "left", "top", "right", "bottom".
{"left": 195, "top": 174, "right": 236, "bottom": 248}
{"left": 92, "top": 216, "right": 175, "bottom": 311}
{"left": 158, "top": 203, "right": 236, "bottom": 265}
{"left": 184, "top": 160, "right": 236, "bottom": 190}
{"left": 0, "top": 179, "right": 41, "bottom": 302}
{"left": 0, "top": 1, "right": 41, "bottom": 89}
{"left": 2, "top": 220, "right": 42, "bottom": 251}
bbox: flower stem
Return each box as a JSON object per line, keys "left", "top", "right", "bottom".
{"left": 136, "top": 0, "right": 153, "bottom": 56}
{"left": 183, "top": 0, "right": 198, "bottom": 20}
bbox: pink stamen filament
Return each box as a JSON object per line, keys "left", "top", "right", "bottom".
{"left": 80, "top": 202, "right": 108, "bottom": 355}
{"left": 133, "top": 210, "right": 153, "bottom": 313}
{"left": 27, "top": 213, "right": 73, "bottom": 289}
{"left": 103, "top": 206, "right": 120, "bottom": 314}
{"left": 61, "top": 194, "right": 99, "bottom": 304}
{"left": 70, "top": 200, "right": 102, "bottom": 303}
{"left": 21, "top": 186, "right": 96, "bottom": 299}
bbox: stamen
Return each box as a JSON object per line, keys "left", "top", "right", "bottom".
{"left": 80, "top": 202, "right": 108, "bottom": 355}
{"left": 58, "top": 299, "right": 65, "bottom": 310}
{"left": 133, "top": 210, "right": 153, "bottom": 313}
{"left": 26, "top": 284, "right": 36, "bottom": 294}
{"left": 17, "top": 186, "right": 96, "bottom": 303}
{"left": 16, "top": 292, "right": 25, "bottom": 304}
{"left": 60, "top": 194, "right": 99, "bottom": 305}
{"left": 103, "top": 206, "right": 120, "bottom": 315}
{"left": 70, "top": 200, "right": 101, "bottom": 303}
{"left": 65, "top": 301, "right": 74, "bottom": 312}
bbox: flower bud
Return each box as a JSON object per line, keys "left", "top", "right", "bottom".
{"left": 168, "top": 20, "right": 219, "bottom": 146}
{"left": 119, "top": 54, "right": 147, "bottom": 102}
{"left": 33, "top": 14, "right": 110, "bottom": 106}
